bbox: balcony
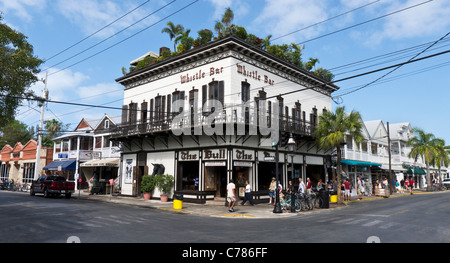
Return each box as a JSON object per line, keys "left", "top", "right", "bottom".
{"left": 110, "top": 106, "right": 315, "bottom": 139}
{"left": 54, "top": 150, "right": 102, "bottom": 161}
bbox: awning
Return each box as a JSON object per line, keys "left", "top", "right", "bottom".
{"left": 43, "top": 160, "right": 76, "bottom": 171}
{"left": 341, "top": 159, "right": 382, "bottom": 167}
{"left": 406, "top": 167, "right": 426, "bottom": 175}
{"left": 80, "top": 158, "right": 119, "bottom": 167}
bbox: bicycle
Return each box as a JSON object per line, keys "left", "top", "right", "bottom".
{"left": 280, "top": 192, "right": 302, "bottom": 212}
{"left": 297, "top": 192, "right": 314, "bottom": 211}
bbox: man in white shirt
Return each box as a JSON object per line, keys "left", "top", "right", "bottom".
{"left": 240, "top": 180, "right": 254, "bottom": 206}
{"left": 227, "top": 180, "right": 236, "bottom": 212}
{"left": 298, "top": 178, "right": 306, "bottom": 195}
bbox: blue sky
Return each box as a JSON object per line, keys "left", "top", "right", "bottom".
{"left": 2, "top": 0, "right": 450, "bottom": 143}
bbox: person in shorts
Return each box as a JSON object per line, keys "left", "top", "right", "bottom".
{"left": 268, "top": 177, "right": 276, "bottom": 204}
{"left": 227, "top": 180, "right": 236, "bottom": 212}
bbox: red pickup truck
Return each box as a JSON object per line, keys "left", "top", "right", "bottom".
{"left": 30, "top": 175, "right": 75, "bottom": 199}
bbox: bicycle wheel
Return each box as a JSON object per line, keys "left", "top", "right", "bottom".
{"left": 295, "top": 199, "right": 303, "bottom": 212}
{"left": 307, "top": 198, "right": 314, "bottom": 210}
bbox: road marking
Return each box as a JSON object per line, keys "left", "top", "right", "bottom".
{"left": 389, "top": 209, "right": 409, "bottom": 216}
{"left": 379, "top": 222, "right": 398, "bottom": 229}
{"left": 362, "top": 220, "right": 383, "bottom": 227}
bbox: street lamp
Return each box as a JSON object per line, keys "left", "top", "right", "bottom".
{"left": 287, "top": 134, "right": 296, "bottom": 212}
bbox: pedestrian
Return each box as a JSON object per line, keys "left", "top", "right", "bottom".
{"left": 404, "top": 178, "right": 409, "bottom": 192}
{"left": 316, "top": 179, "right": 325, "bottom": 191}
{"left": 88, "top": 176, "right": 94, "bottom": 195}
{"left": 298, "top": 178, "right": 306, "bottom": 195}
{"left": 409, "top": 177, "right": 415, "bottom": 195}
{"left": 344, "top": 178, "right": 351, "bottom": 201}
{"left": 268, "top": 177, "right": 276, "bottom": 204}
{"left": 241, "top": 180, "right": 254, "bottom": 206}
{"left": 356, "top": 176, "right": 363, "bottom": 200}
{"left": 306, "top": 177, "right": 312, "bottom": 195}
{"left": 227, "top": 179, "right": 236, "bottom": 212}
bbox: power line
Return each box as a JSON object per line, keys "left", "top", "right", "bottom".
{"left": 271, "top": 0, "right": 381, "bottom": 42}
{"left": 48, "top": 0, "right": 199, "bottom": 77}
{"left": 44, "top": 0, "right": 153, "bottom": 62}
{"left": 44, "top": 0, "right": 176, "bottom": 72}
{"left": 7, "top": 47, "right": 450, "bottom": 113}
{"left": 297, "top": 0, "right": 433, "bottom": 45}
{"left": 334, "top": 31, "right": 450, "bottom": 98}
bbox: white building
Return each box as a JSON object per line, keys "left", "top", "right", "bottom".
{"left": 111, "top": 36, "right": 340, "bottom": 203}
{"left": 340, "top": 119, "right": 446, "bottom": 193}
{"left": 48, "top": 114, "right": 121, "bottom": 191}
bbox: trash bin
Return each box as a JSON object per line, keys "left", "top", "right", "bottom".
{"left": 329, "top": 191, "right": 337, "bottom": 203}
{"left": 173, "top": 194, "right": 183, "bottom": 209}
{"left": 319, "top": 190, "right": 329, "bottom": 208}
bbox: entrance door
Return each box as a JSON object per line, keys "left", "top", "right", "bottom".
{"left": 204, "top": 165, "right": 227, "bottom": 198}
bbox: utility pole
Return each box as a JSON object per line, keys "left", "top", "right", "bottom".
{"left": 34, "top": 72, "right": 48, "bottom": 180}
{"left": 387, "top": 121, "right": 394, "bottom": 194}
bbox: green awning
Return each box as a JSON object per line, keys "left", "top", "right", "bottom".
{"left": 406, "top": 167, "right": 426, "bottom": 175}
{"left": 341, "top": 159, "right": 382, "bottom": 167}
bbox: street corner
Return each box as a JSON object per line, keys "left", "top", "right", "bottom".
{"left": 212, "top": 213, "right": 256, "bottom": 218}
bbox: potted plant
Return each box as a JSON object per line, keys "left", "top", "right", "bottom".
{"left": 154, "top": 174, "right": 174, "bottom": 202}
{"left": 141, "top": 175, "right": 156, "bottom": 200}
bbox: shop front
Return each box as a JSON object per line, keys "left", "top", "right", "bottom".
{"left": 42, "top": 160, "right": 77, "bottom": 180}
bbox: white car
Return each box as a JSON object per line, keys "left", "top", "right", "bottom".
{"left": 442, "top": 179, "right": 450, "bottom": 190}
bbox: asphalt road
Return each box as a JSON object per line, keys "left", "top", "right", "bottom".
{"left": 1, "top": 190, "right": 450, "bottom": 244}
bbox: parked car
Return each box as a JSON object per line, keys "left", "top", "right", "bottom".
{"left": 30, "top": 175, "right": 75, "bottom": 198}
{"left": 442, "top": 179, "right": 450, "bottom": 190}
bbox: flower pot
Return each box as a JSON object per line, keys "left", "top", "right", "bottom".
{"left": 160, "top": 194, "right": 168, "bottom": 202}
{"left": 143, "top": 192, "right": 151, "bottom": 200}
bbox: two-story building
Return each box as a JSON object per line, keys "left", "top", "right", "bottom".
{"left": 47, "top": 114, "right": 121, "bottom": 191}
{"left": 340, "top": 120, "right": 433, "bottom": 193}
{"left": 111, "top": 36, "right": 340, "bottom": 203}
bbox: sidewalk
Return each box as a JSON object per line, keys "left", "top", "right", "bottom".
{"left": 72, "top": 188, "right": 434, "bottom": 219}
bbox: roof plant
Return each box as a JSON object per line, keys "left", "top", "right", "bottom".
{"left": 126, "top": 8, "right": 334, "bottom": 82}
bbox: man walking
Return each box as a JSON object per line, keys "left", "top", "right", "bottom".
{"left": 241, "top": 180, "right": 254, "bottom": 206}
{"left": 268, "top": 177, "right": 276, "bottom": 205}
{"left": 227, "top": 179, "right": 236, "bottom": 212}
{"left": 344, "top": 178, "right": 351, "bottom": 201}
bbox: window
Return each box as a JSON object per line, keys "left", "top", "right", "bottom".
{"left": 94, "top": 137, "right": 102, "bottom": 149}
{"left": 206, "top": 81, "right": 224, "bottom": 112}
{"left": 241, "top": 82, "right": 250, "bottom": 102}
{"left": 1, "top": 163, "right": 9, "bottom": 181}
{"left": 104, "top": 120, "right": 110, "bottom": 129}
{"left": 155, "top": 96, "right": 162, "bottom": 121}
{"left": 22, "top": 163, "right": 35, "bottom": 183}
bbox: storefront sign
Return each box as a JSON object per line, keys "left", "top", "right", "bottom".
{"left": 180, "top": 67, "right": 224, "bottom": 84}
{"left": 234, "top": 161, "right": 253, "bottom": 167}
{"left": 236, "top": 64, "right": 274, "bottom": 85}
{"left": 204, "top": 161, "right": 226, "bottom": 167}
{"left": 58, "top": 153, "right": 68, "bottom": 159}
{"left": 234, "top": 149, "right": 254, "bottom": 161}
{"left": 180, "top": 151, "right": 199, "bottom": 161}
{"left": 203, "top": 149, "right": 226, "bottom": 160}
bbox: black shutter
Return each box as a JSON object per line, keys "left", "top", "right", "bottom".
{"left": 202, "top": 85, "right": 207, "bottom": 113}
{"left": 150, "top": 99, "right": 154, "bottom": 123}
{"left": 121, "top": 105, "right": 128, "bottom": 125}
{"left": 218, "top": 81, "right": 224, "bottom": 108}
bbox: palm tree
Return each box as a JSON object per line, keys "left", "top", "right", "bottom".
{"left": 214, "top": 7, "right": 234, "bottom": 37}
{"left": 314, "top": 106, "right": 365, "bottom": 204}
{"left": 305, "top": 57, "right": 320, "bottom": 71}
{"left": 432, "top": 140, "right": 450, "bottom": 184}
{"left": 161, "top": 22, "right": 184, "bottom": 52}
{"left": 261, "top": 35, "right": 272, "bottom": 50}
{"left": 407, "top": 128, "right": 442, "bottom": 191}
{"left": 221, "top": 7, "right": 234, "bottom": 28}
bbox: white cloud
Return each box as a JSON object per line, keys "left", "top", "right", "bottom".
{"left": 0, "top": 0, "right": 46, "bottom": 22}
{"left": 360, "top": 0, "right": 450, "bottom": 45}
{"left": 76, "top": 82, "right": 123, "bottom": 102}
{"left": 254, "top": 0, "right": 329, "bottom": 42}
{"left": 55, "top": 0, "right": 160, "bottom": 38}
